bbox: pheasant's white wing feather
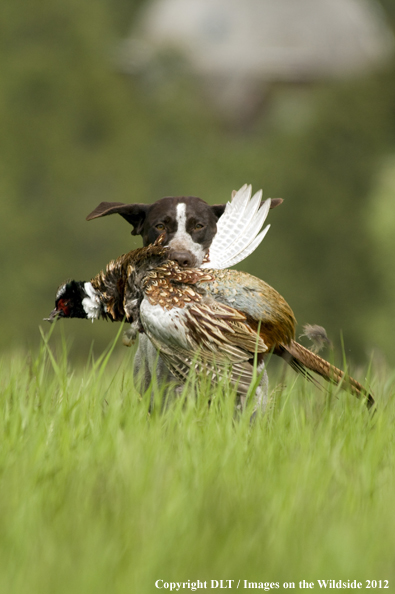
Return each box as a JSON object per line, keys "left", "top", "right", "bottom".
{"left": 207, "top": 207, "right": 270, "bottom": 270}
{"left": 218, "top": 190, "right": 263, "bottom": 252}
{"left": 206, "top": 185, "right": 254, "bottom": 262}
{"left": 222, "top": 225, "right": 271, "bottom": 269}
{"left": 201, "top": 184, "right": 271, "bottom": 269}
{"left": 215, "top": 197, "right": 270, "bottom": 264}
{"left": 213, "top": 185, "right": 253, "bottom": 255}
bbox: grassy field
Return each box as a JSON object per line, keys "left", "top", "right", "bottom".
{"left": 0, "top": 328, "right": 395, "bottom": 593}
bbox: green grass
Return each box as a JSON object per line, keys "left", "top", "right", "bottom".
{"left": 0, "top": 330, "right": 395, "bottom": 593}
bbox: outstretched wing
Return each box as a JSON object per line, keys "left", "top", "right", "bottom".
{"left": 139, "top": 298, "right": 268, "bottom": 395}
{"left": 201, "top": 184, "right": 271, "bottom": 270}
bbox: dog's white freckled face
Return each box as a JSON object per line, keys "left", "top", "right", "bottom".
{"left": 168, "top": 203, "right": 206, "bottom": 266}
{"left": 139, "top": 197, "right": 222, "bottom": 260}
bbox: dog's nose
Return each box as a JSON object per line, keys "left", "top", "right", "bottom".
{"left": 169, "top": 250, "right": 197, "bottom": 268}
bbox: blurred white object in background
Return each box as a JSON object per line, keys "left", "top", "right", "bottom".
{"left": 119, "top": 0, "right": 394, "bottom": 120}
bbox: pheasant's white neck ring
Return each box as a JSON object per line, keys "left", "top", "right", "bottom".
{"left": 82, "top": 282, "right": 101, "bottom": 321}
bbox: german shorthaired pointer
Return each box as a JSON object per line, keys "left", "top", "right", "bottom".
{"left": 86, "top": 189, "right": 282, "bottom": 409}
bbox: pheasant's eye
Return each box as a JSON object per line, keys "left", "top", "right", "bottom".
{"left": 155, "top": 223, "right": 165, "bottom": 231}
{"left": 194, "top": 223, "right": 205, "bottom": 230}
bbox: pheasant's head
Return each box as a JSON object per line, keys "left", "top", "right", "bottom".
{"left": 44, "top": 280, "right": 102, "bottom": 322}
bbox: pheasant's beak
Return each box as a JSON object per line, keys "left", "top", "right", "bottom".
{"left": 43, "top": 308, "right": 60, "bottom": 323}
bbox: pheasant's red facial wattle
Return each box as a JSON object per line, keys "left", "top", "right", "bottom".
{"left": 56, "top": 298, "right": 70, "bottom": 317}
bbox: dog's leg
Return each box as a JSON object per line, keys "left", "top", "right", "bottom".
{"left": 132, "top": 334, "right": 153, "bottom": 393}
{"left": 133, "top": 335, "right": 182, "bottom": 409}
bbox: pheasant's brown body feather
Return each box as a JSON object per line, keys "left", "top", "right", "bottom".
{"left": 82, "top": 242, "right": 373, "bottom": 407}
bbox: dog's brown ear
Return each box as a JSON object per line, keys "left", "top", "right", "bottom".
{"left": 231, "top": 190, "right": 283, "bottom": 209}
{"left": 210, "top": 204, "right": 227, "bottom": 220}
{"left": 269, "top": 198, "right": 283, "bottom": 209}
{"left": 86, "top": 202, "right": 127, "bottom": 220}
{"left": 86, "top": 202, "right": 150, "bottom": 236}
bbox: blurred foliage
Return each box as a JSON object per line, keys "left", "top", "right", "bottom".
{"left": 365, "top": 155, "right": 395, "bottom": 358}
{"left": 1, "top": 0, "right": 395, "bottom": 364}
{"left": 379, "top": 0, "right": 395, "bottom": 24}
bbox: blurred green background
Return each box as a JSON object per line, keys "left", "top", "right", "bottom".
{"left": 2, "top": 0, "right": 395, "bottom": 364}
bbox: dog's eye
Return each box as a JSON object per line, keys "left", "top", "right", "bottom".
{"left": 155, "top": 223, "right": 165, "bottom": 231}
{"left": 194, "top": 223, "right": 205, "bottom": 230}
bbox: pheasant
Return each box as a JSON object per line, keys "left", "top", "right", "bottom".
{"left": 101, "top": 183, "right": 275, "bottom": 410}
{"left": 45, "top": 238, "right": 374, "bottom": 409}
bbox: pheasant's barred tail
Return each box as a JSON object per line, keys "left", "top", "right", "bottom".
{"left": 281, "top": 340, "right": 375, "bottom": 409}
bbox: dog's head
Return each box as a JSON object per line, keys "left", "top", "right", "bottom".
{"left": 86, "top": 194, "right": 282, "bottom": 267}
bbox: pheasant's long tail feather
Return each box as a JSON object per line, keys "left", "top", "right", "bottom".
{"left": 279, "top": 340, "right": 375, "bottom": 409}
